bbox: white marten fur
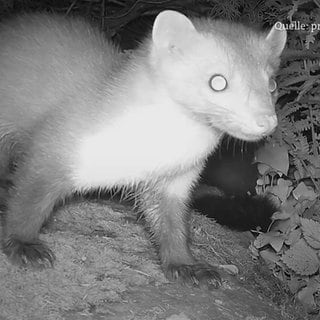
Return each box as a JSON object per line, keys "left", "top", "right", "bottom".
{"left": 0, "top": 10, "right": 286, "bottom": 287}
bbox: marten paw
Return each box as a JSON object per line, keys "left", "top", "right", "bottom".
{"left": 164, "top": 262, "right": 222, "bottom": 289}
{"left": 3, "top": 237, "right": 55, "bottom": 268}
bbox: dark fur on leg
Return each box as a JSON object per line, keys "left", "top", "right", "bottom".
{"left": 2, "top": 237, "right": 55, "bottom": 268}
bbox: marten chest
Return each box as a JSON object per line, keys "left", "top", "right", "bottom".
{"left": 71, "top": 102, "right": 220, "bottom": 188}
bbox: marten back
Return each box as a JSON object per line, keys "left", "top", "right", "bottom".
{"left": 0, "top": 14, "right": 123, "bottom": 175}
{"left": 0, "top": 13, "right": 120, "bottom": 130}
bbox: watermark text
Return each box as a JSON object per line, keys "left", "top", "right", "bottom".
{"left": 274, "top": 21, "right": 320, "bottom": 32}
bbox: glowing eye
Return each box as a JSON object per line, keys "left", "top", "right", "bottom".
{"left": 209, "top": 74, "right": 227, "bottom": 92}
{"left": 269, "top": 78, "right": 277, "bottom": 92}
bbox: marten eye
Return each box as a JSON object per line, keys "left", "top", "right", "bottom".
{"left": 269, "top": 78, "right": 277, "bottom": 92}
{"left": 209, "top": 74, "right": 227, "bottom": 92}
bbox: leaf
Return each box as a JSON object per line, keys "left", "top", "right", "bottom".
{"left": 256, "top": 174, "right": 270, "bottom": 186}
{"left": 254, "top": 142, "right": 289, "bottom": 175}
{"left": 301, "top": 218, "right": 320, "bottom": 249}
{"left": 307, "top": 163, "right": 320, "bottom": 179}
{"left": 287, "top": 277, "right": 306, "bottom": 294}
{"left": 296, "top": 199, "right": 317, "bottom": 215}
{"left": 281, "top": 201, "right": 297, "bottom": 216}
{"left": 281, "top": 74, "right": 311, "bottom": 87}
{"left": 306, "top": 33, "right": 316, "bottom": 49}
{"left": 297, "top": 285, "right": 316, "bottom": 310}
{"left": 285, "top": 228, "right": 302, "bottom": 246}
{"left": 278, "top": 102, "right": 305, "bottom": 118}
{"left": 270, "top": 235, "right": 286, "bottom": 252}
{"left": 303, "top": 199, "right": 320, "bottom": 220}
{"left": 282, "top": 238, "right": 319, "bottom": 276}
{"left": 272, "top": 211, "right": 291, "bottom": 220}
{"left": 270, "top": 178, "right": 293, "bottom": 203}
{"left": 294, "top": 169, "right": 301, "bottom": 181}
{"left": 272, "top": 219, "right": 293, "bottom": 234}
{"left": 297, "top": 277, "right": 320, "bottom": 311}
{"left": 293, "top": 158, "right": 305, "bottom": 178}
{"left": 254, "top": 233, "right": 273, "bottom": 249}
{"left": 293, "top": 182, "right": 318, "bottom": 202}
{"left": 271, "top": 201, "right": 300, "bottom": 232}
{"left": 256, "top": 163, "right": 271, "bottom": 176}
{"left": 254, "top": 231, "right": 285, "bottom": 252}
{"left": 293, "top": 119, "right": 312, "bottom": 133}
{"left": 260, "top": 249, "right": 280, "bottom": 269}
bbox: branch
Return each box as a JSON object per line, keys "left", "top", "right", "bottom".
{"left": 282, "top": 49, "right": 320, "bottom": 61}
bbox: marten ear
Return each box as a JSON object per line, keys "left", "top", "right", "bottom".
{"left": 152, "top": 10, "right": 196, "bottom": 52}
{"left": 266, "top": 23, "right": 287, "bottom": 56}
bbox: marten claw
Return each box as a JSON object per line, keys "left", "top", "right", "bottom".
{"left": 3, "top": 237, "right": 55, "bottom": 269}
{"left": 164, "top": 262, "right": 222, "bottom": 289}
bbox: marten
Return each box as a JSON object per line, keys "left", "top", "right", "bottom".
{"left": 0, "top": 10, "right": 286, "bottom": 287}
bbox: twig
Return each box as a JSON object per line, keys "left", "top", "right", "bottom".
{"left": 282, "top": 49, "right": 320, "bottom": 61}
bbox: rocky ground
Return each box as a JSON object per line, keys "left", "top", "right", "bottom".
{"left": 0, "top": 197, "right": 306, "bottom": 320}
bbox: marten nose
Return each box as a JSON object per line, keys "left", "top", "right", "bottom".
{"left": 256, "top": 114, "right": 278, "bottom": 135}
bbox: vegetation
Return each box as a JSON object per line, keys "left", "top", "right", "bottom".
{"left": 251, "top": 0, "right": 320, "bottom": 312}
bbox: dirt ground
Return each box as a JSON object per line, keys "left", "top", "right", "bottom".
{"left": 0, "top": 197, "right": 307, "bottom": 320}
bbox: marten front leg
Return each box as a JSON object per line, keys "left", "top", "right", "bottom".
{"left": 139, "top": 168, "right": 222, "bottom": 288}
{"left": 2, "top": 148, "right": 71, "bottom": 268}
